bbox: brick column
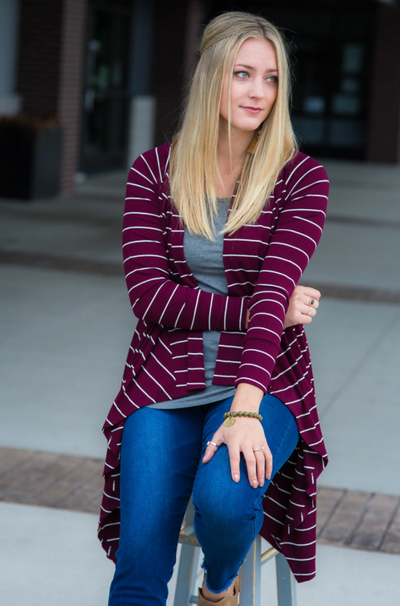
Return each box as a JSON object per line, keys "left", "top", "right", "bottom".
{"left": 58, "top": 0, "right": 87, "bottom": 195}
{"left": 367, "top": 3, "right": 400, "bottom": 163}
{"left": 16, "top": 0, "right": 87, "bottom": 194}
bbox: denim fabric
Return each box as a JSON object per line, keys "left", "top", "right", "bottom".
{"left": 108, "top": 394, "right": 299, "bottom": 606}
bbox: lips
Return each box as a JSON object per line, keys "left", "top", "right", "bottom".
{"left": 241, "top": 106, "right": 263, "bottom": 114}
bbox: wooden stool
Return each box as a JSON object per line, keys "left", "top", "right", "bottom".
{"left": 174, "top": 499, "right": 297, "bottom": 606}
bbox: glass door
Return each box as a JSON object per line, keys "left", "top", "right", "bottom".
{"left": 204, "top": 0, "right": 375, "bottom": 160}
{"left": 291, "top": 37, "right": 371, "bottom": 160}
{"left": 80, "top": 0, "right": 132, "bottom": 173}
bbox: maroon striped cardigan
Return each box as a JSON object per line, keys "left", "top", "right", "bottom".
{"left": 98, "top": 142, "right": 329, "bottom": 582}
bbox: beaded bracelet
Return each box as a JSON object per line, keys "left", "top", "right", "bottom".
{"left": 223, "top": 410, "right": 263, "bottom": 427}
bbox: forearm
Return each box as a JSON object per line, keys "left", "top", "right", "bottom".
{"left": 130, "top": 281, "right": 249, "bottom": 331}
{"left": 230, "top": 382, "right": 264, "bottom": 413}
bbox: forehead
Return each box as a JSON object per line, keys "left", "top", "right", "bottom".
{"left": 234, "top": 37, "right": 277, "bottom": 68}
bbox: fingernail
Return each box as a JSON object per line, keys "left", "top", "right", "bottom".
{"left": 252, "top": 480, "right": 258, "bottom": 488}
{"left": 259, "top": 480, "right": 264, "bottom": 487}
{"left": 234, "top": 474, "right": 239, "bottom": 482}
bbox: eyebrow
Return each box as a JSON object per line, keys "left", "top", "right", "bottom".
{"left": 234, "top": 63, "right": 278, "bottom": 73}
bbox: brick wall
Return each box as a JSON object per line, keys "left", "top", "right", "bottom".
{"left": 16, "top": 0, "right": 87, "bottom": 194}
{"left": 367, "top": 4, "right": 400, "bottom": 163}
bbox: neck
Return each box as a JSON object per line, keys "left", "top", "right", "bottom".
{"left": 215, "top": 123, "right": 256, "bottom": 198}
{"left": 217, "top": 122, "right": 255, "bottom": 167}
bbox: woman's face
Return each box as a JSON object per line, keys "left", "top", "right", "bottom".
{"left": 219, "top": 37, "right": 278, "bottom": 136}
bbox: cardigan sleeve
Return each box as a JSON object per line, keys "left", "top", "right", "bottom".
{"left": 235, "top": 155, "right": 329, "bottom": 393}
{"left": 123, "top": 151, "right": 249, "bottom": 332}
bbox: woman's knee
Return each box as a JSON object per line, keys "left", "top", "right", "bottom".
{"left": 193, "top": 452, "right": 263, "bottom": 529}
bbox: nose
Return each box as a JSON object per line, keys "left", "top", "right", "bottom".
{"left": 249, "top": 77, "right": 265, "bottom": 99}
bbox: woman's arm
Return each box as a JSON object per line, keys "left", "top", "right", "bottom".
{"left": 123, "top": 150, "right": 248, "bottom": 332}
{"left": 235, "top": 156, "right": 329, "bottom": 392}
{"left": 225, "top": 285, "right": 321, "bottom": 486}
{"left": 203, "top": 156, "right": 329, "bottom": 485}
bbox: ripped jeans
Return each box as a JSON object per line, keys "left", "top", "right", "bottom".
{"left": 108, "top": 393, "right": 299, "bottom": 606}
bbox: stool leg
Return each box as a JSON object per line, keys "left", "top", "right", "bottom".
{"left": 173, "top": 543, "right": 200, "bottom": 606}
{"left": 240, "top": 535, "right": 261, "bottom": 606}
{"left": 275, "top": 553, "right": 297, "bottom": 606}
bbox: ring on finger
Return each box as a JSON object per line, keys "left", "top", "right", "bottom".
{"left": 253, "top": 447, "right": 265, "bottom": 452}
{"left": 207, "top": 441, "right": 218, "bottom": 448}
{"left": 310, "top": 298, "right": 315, "bottom": 305}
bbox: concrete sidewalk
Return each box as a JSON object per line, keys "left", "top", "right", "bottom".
{"left": 2, "top": 501, "right": 400, "bottom": 606}
{"left": 1, "top": 158, "right": 400, "bottom": 605}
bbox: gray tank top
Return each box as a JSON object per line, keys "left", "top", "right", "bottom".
{"left": 148, "top": 199, "right": 237, "bottom": 409}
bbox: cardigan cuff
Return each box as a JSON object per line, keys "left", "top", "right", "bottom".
{"left": 235, "top": 337, "right": 278, "bottom": 392}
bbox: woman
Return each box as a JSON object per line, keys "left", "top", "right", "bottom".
{"left": 99, "top": 11, "right": 329, "bottom": 606}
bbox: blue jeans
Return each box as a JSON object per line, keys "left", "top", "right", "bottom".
{"left": 108, "top": 394, "right": 299, "bottom": 606}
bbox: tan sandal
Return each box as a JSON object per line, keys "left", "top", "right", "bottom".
{"left": 197, "top": 576, "right": 239, "bottom": 605}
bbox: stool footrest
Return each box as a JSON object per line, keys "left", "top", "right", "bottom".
{"left": 261, "top": 547, "right": 278, "bottom": 564}
{"left": 179, "top": 534, "right": 200, "bottom": 548}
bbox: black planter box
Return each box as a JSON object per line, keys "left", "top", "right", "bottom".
{"left": 0, "top": 117, "right": 62, "bottom": 200}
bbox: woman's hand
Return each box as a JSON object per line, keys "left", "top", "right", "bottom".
{"left": 203, "top": 383, "right": 270, "bottom": 488}
{"left": 203, "top": 417, "right": 272, "bottom": 487}
{"left": 283, "top": 285, "right": 321, "bottom": 328}
{"left": 245, "top": 285, "right": 321, "bottom": 329}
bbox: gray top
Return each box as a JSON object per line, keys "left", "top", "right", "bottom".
{"left": 149, "top": 199, "right": 237, "bottom": 409}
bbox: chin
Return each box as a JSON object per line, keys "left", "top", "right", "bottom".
{"left": 235, "top": 121, "right": 263, "bottom": 133}
{"left": 234, "top": 115, "right": 267, "bottom": 132}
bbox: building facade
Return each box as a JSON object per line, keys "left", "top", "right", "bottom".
{"left": 0, "top": 0, "right": 399, "bottom": 195}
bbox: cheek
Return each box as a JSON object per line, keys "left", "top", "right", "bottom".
{"left": 271, "top": 87, "right": 278, "bottom": 105}
{"left": 264, "top": 88, "right": 278, "bottom": 115}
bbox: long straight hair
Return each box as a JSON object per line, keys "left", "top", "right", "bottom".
{"left": 169, "top": 12, "right": 298, "bottom": 239}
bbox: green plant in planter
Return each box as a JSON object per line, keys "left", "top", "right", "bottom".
{"left": 0, "top": 115, "right": 63, "bottom": 200}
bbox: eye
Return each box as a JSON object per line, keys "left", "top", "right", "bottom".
{"left": 266, "top": 76, "right": 278, "bottom": 84}
{"left": 234, "top": 71, "right": 249, "bottom": 79}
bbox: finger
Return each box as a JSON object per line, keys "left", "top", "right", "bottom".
{"left": 304, "top": 296, "right": 319, "bottom": 309}
{"left": 300, "top": 303, "right": 317, "bottom": 317}
{"left": 300, "top": 304, "right": 317, "bottom": 318}
{"left": 253, "top": 449, "right": 265, "bottom": 486}
{"left": 299, "top": 294, "right": 319, "bottom": 309}
{"left": 297, "top": 286, "right": 321, "bottom": 301}
{"left": 227, "top": 443, "right": 241, "bottom": 483}
{"left": 202, "top": 435, "right": 223, "bottom": 463}
{"left": 264, "top": 444, "right": 273, "bottom": 480}
{"left": 243, "top": 447, "right": 258, "bottom": 488}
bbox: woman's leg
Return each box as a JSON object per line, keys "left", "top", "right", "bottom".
{"left": 108, "top": 405, "right": 205, "bottom": 606}
{"left": 193, "top": 394, "right": 299, "bottom": 597}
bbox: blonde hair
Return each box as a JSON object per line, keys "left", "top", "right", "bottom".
{"left": 169, "top": 11, "right": 298, "bottom": 239}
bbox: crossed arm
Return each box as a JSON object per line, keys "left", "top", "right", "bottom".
{"left": 202, "top": 159, "right": 329, "bottom": 488}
